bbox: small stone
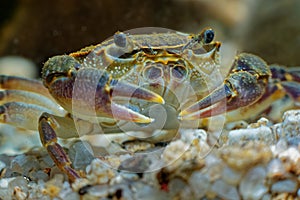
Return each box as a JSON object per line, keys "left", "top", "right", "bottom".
{"left": 281, "top": 110, "right": 300, "bottom": 138}
{"left": 86, "top": 159, "right": 115, "bottom": 185}
{"left": 180, "top": 186, "right": 193, "bottom": 200}
{"left": 43, "top": 174, "right": 64, "bottom": 198}
{"left": 8, "top": 177, "right": 28, "bottom": 198}
{"left": 0, "top": 154, "right": 10, "bottom": 166}
{"left": 29, "top": 170, "right": 49, "bottom": 182}
{"left": 188, "top": 171, "right": 210, "bottom": 199}
{"left": 270, "top": 139, "right": 288, "bottom": 156}
{"left": 211, "top": 179, "right": 240, "bottom": 200}
{"left": 261, "top": 194, "right": 271, "bottom": 200}
{"left": 81, "top": 184, "right": 109, "bottom": 197}
{"left": 13, "top": 186, "right": 27, "bottom": 200}
{"left": 168, "top": 178, "right": 187, "bottom": 198}
{"left": 68, "top": 141, "right": 94, "bottom": 170}
{"left": 134, "top": 184, "right": 169, "bottom": 200}
{"left": 10, "top": 155, "right": 40, "bottom": 176}
{"left": 221, "top": 166, "right": 243, "bottom": 186}
{"left": 204, "top": 154, "right": 223, "bottom": 181}
{"left": 228, "top": 126, "right": 275, "bottom": 144}
{"left": 248, "top": 117, "right": 270, "bottom": 128}
{"left": 278, "top": 147, "right": 300, "bottom": 174}
{"left": 266, "top": 159, "right": 287, "bottom": 179}
{"left": 271, "top": 179, "right": 298, "bottom": 193}
{"left": 0, "top": 177, "right": 15, "bottom": 198}
{"left": 162, "top": 140, "right": 189, "bottom": 171}
{"left": 220, "top": 142, "right": 272, "bottom": 170}
{"left": 286, "top": 136, "right": 300, "bottom": 146}
{"left": 239, "top": 166, "right": 268, "bottom": 200}
{"left": 60, "top": 192, "right": 80, "bottom": 200}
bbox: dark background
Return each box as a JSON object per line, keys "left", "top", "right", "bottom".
{"left": 0, "top": 0, "right": 299, "bottom": 76}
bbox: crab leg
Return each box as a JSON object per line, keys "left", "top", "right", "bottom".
{"left": 179, "top": 53, "right": 271, "bottom": 120}
{"left": 0, "top": 86, "right": 66, "bottom": 130}
{"left": 224, "top": 81, "right": 300, "bottom": 122}
{"left": 270, "top": 65, "right": 300, "bottom": 102}
{"left": 0, "top": 90, "right": 65, "bottom": 115}
{"left": 0, "top": 102, "right": 54, "bottom": 130}
{"left": 39, "top": 113, "right": 80, "bottom": 182}
{"left": 0, "top": 75, "right": 53, "bottom": 99}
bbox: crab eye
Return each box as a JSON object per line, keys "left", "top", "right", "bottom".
{"left": 171, "top": 65, "right": 188, "bottom": 81}
{"left": 143, "top": 65, "right": 163, "bottom": 82}
{"left": 114, "top": 32, "right": 127, "bottom": 48}
{"left": 203, "top": 29, "right": 214, "bottom": 44}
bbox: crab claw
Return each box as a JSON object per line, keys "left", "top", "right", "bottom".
{"left": 107, "top": 79, "right": 165, "bottom": 123}
{"left": 110, "top": 80, "right": 165, "bottom": 104}
{"left": 179, "top": 53, "right": 271, "bottom": 120}
{"left": 43, "top": 56, "right": 164, "bottom": 123}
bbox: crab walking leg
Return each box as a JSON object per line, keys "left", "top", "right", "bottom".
{"left": 179, "top": 53, "right": 271, "bottom": 120}
{"left": 39, "top": 113, "right": 80, "bottom": 182}
{"left": 225, "top": 66, "right": 300, "bottom": 121}
{"left": 225, "top": 81, "right": 300, "bottom": 122}
{"left": 0, "top": 102, "right": 55, "bottom": 130}
{"left": 0, "top": 75, "right": 53, "bottom": 99}
{"left": 0, "top": 90, "right": 66, "bottom": 116}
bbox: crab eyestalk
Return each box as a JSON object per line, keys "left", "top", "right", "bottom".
{"left": 179, "top": 53, "right": 271, "bottom": 120}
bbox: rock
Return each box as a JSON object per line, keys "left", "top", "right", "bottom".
{"left": 280, "top": 110, "right": 300, "bottom": 138}
{"left": 86, "top": 159, "right": 115, "bottom": 185}
{"left": 239, "top": 166, "right": 268, "bottom": 200}
{"left": 228, "top": 126, "right": 275, "bottom": 144}
{"left": 221, "top": 166, "right": 243, "bottom": 186}
{"left": 10, "top": 155, "right": 40, "bottom": 176}
{"left": 68, "top": 141, "right": 94, "bottom": 170}
{"left": 271, "top": 179, "right": 298, "bottom": 194}
{"left": 211, "top": 179, "right": 240, "bottom": 200}
{"left": 168, "top": 178, "right": 187, "bottom": 198}
{"left": 188, "top": 171, "right": 210, "bottom": 199}
{"left": 8, "top": 177, "right": 28, "bottom": 198}
{"left": 266, "top": 159, "right": 287, "bottom": 179}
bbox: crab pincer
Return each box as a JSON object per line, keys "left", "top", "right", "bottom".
{"left": 43, "top": 55, "right": 164, "bottom": 124}
{"left": 179, "top": 53, "right": 271, "bottom": 120}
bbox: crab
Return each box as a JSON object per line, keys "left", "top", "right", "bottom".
{"left": 0, "top": 27, "right": 299, "bottom": 181}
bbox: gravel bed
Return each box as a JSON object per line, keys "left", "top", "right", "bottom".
{"left": 0, "top": 110, "right": 300, "bottom": 199}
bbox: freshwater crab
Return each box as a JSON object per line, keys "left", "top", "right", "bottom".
{"left": 0, "top": 27, "right": 299, "bottom": 181}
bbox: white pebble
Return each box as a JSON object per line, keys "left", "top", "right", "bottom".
{"left": 168, "top": 178, "right": 186, "bottom": 198}
{"left": 266, "top": 159, "right": 286, "bottom": 178}
{"left": 281, "top": 110, "right": 300, "bottom": 138}
{"left": 271, "top": 179, "right": 298, "bottom": 193}
{"left": 211, "top": 179, "right": 240, "bottom": 200}
{"left": 270, "top": 139, "right": 288, "bottom": 156}
{"left": 278, "top": 147, "right": 300, "bottom": 166}
{"left": 221, "top": 166, "right": 243, "bottom": 186}
{"left": 188, "top": 172, "right": 210, "bottom": 199}
{"left": 228, "top": 126, "right": 274, "bottom": 144}
{"left": 239, "top": 166, "right": 268, "bottom": 200}
{"left": 134, "top": 184, "right": 169, "bottom": 200}
{"left": 68, "top": 141, "right": 94, "bottom": 169}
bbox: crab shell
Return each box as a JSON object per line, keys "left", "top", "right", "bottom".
{"left": 42, "top": 27, "right": 222, "bottom": 133}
